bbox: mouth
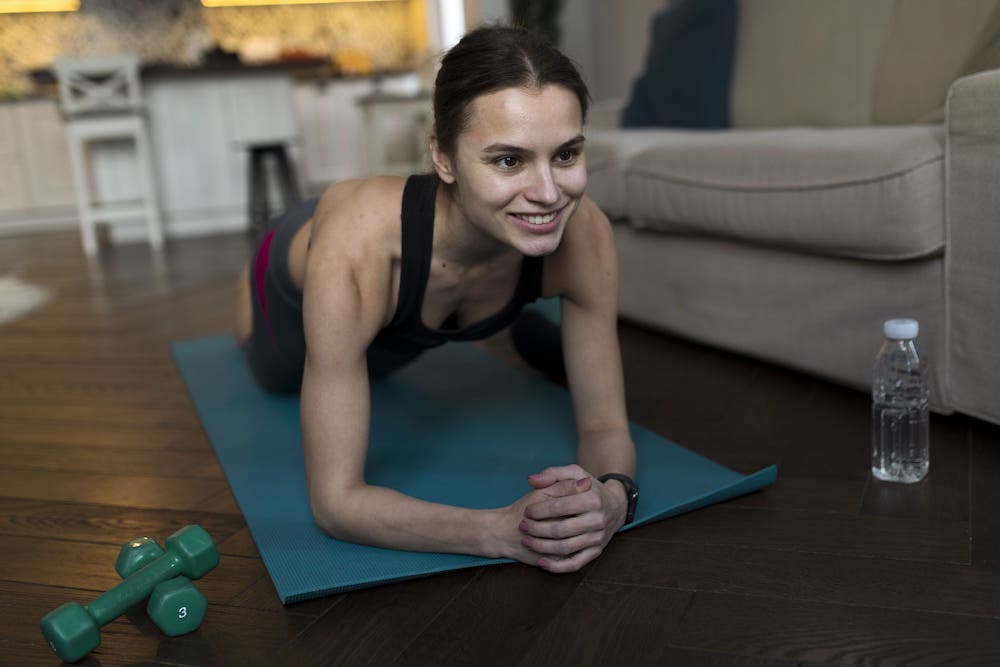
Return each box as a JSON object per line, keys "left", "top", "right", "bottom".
{"left": 509, "top": 205, "right": 566, "bottom": 234}
{"left": 516, "top": 211, "right": 558, "bottom": 226}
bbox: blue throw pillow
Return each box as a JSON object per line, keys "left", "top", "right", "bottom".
{"left": 621, "top": 0, "right": 738, "bottom": 128}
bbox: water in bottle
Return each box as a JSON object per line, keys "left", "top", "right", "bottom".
{"left": 871, "top": 318, "right": 929, "bottom": 483}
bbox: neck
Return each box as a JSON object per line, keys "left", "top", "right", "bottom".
{"left": 434, "top": 182, "right": 517, "bottom": 268}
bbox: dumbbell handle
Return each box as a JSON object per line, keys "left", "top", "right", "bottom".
{"left": 86, "top": 553, "right": 185, "bottom": 626}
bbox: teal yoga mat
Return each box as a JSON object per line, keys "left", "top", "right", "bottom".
{"left": 172, "top": 335, "right": 776, "bottom": 604}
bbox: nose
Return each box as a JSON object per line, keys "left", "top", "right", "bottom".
{"left": 524, "top": 163, "right": 560, "bottom": 207}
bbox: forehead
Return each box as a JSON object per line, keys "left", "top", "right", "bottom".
{"left": 461, "top": 85, "right": 583, "bottom": 148}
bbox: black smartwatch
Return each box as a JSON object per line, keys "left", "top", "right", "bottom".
{"left": 598, "top": 473, "right": 639, "bottom": 525}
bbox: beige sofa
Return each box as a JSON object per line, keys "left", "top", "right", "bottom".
{"left": 585, "top": 0, "right": 1000, "bottom": 425}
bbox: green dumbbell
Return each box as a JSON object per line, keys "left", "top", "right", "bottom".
{"left": 147, "top": 576, "right": 208, "bottom": 636}
{"left": 115, "top": 536, "right": 208, "bottom": 636}
{"left": 116, "top": 536, "right": 165, "bottom": 578}
{"left": 40, "top": 525, "right": 218, "bottom": 663}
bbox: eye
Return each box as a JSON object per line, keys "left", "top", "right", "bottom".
{"left": 495, "top": 155, "right": 521, "bottom": 169}
{"left": 555, "top": 149, "right": 581, "bottom": 165}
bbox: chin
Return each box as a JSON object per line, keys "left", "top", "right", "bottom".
{"left": 515, "top": 227, "right": 566, "bottom": 257}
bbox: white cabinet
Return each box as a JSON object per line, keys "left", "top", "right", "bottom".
{"left": 293, "top": 72, "right": 427, "bottom": 186}
{"left": 98, "top": 72, "right": 300, "bottom": 242}
{"left": 0, "top": 100, "right": 76, "bottom": 232}
{"left": 0, "top": 106, "right": 29, "bottom": 214}
{"left": 19, "top": 101, "right": 77, "bottom": 210}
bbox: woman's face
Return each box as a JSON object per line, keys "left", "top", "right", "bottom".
{"left": 437, "top": 84, "right": 587, "bottom": 257}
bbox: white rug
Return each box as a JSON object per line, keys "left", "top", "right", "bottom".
{"left": 0, "top": 275, "right": 52, "bottom": 326}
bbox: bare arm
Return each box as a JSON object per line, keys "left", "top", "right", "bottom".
{"left": 299, "top": 181, "right": 545, "bottom": 563}
{"left": 518, "top": 197, "right": 638, "bottom": 572}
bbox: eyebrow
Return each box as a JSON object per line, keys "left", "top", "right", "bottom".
{"left": 481, "top": 134, "right": 586, "bottom": 155}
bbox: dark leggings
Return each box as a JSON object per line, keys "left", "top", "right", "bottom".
{"left": 241, "top": 199, "right": 422, "bottom": 394}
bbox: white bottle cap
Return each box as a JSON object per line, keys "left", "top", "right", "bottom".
{"left": 883, "top": 318, "right": 919, "bottom": 339}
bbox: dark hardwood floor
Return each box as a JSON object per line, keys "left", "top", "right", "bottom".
{"left": 2, "top": 230, "right": 999, "bottom": 666}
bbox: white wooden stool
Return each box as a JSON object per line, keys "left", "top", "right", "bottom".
{"left": 53, "top": 54, "right": 163, "bottom": 256}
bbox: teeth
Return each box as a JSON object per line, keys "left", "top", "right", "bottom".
{"left": 522, "top": 212, "right": 556, "bottom": 225}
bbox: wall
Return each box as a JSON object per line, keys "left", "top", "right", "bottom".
{"left": 0, "top": 0, "right": 423, "bottom": 97}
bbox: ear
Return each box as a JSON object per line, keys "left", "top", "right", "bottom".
{"left": 429, "top": 134, "right": 456, "bottom": 184}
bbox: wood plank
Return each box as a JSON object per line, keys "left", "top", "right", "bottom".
{"left": 0, "top": 418, "right": 209, "bottom": 450}
{"left": 0, "top": 499, "right": 243, "bottom": 554}
{"left": 1, "top": 441, "right": 224, "bottom": 478}
{"left": 517, "top": 581, "right": 693, "bottom": 666}
{"left": 2, "top": 534, "right": 265, "bottom": 608}
{"left": 971, "top": 418, "right": 1000, "bottom": 567}
{"left": 774, "top": 380, "right": 872, "bottom": 481}
{"left": 397, "top": 564, "right": 586, "bottom": 666}
{"left": 673, "top": 591, "right": 1000, "bottom": 664}
{"left": 626, "top": 504, "right": 968, "bottom": 563}
{"left": 588, "top": 540, "right": 1000, "bottom": 618}
{"left": 0, "top": 469, "right": 228, "bottom": 511}
{"left": 273, "top": 569, "right": 480, "bottom": 665}
{"left": 724, "top": 475, "right": 865, "bottom": 515}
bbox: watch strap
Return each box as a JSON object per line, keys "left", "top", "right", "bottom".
{"left": 597, "top": 473, "right": 638, "bottom": 525}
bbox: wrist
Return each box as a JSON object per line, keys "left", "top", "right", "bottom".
{"left": 597, "top": 473, "right": 638, "bottom": 526}
{"left": 482, "top": 508, "right": 514, "bottom": 559}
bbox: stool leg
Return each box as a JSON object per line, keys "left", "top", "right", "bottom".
{"left": 248, "top": 149, "right": 270, "bottom": 243}
{"left": 65, "top": 131, "right": 98, "bottom": 257}
{"left": 273, "top": 148, "right": 301, "bottom": 209}
{"left": 134, "top": 122, "right": 164, "bottom": 251}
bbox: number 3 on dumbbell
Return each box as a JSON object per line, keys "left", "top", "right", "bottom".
{"left": 178, "top": 606, "right": 188, "bottom": 619}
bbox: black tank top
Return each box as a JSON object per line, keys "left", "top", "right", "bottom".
{"left": 371, "top": 174, "right": 544, "bottom": 353}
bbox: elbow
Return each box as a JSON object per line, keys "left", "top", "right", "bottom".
{"left": 308, "top": 487, "right": 362, "bottom": 543}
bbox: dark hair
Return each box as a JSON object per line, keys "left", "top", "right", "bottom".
{"left": 433, "top": 24, "right": 591, "bottom": 157}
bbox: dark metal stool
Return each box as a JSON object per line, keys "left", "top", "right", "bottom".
{"left": 248, "top": 143, "right": 301, "bottom": 243}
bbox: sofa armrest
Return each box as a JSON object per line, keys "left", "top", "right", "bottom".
{"left": 945, "top": 68, "right": 1000, "bottom": 424}
{"left": 587, "top": 97, "right": 625, "bottom": 130}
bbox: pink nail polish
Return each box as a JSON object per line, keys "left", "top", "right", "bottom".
{"left": 576, "top": 477, "right": 590, "bottom": 487}
{"left": 519, "top": 519, "right": 528, "bottom": 532}
{"left": 537, "top": 558, "right": 548, "bottom": 569}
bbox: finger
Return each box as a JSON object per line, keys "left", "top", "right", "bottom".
{"left": 520, "top": 511, "right": 605, "bottom": 540}
{"left": 521, "top": 528, "right": 604, "bottom": 557}
{"left": 529, "top": 464, "right": 587, "bottom": 486}
{"left": 538, "top": 546, "right": 603, "bottom": 574}
{"left": 523, "top": 481, "right": 600, "bottom": 520}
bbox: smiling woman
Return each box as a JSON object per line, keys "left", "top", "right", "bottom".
{"left": 233, "top": 24, "right": 637, "bottom": 574}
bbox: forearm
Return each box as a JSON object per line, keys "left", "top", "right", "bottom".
{"left": 311, "top": 482, "right": 506, "bottom": 558}
{"left": 577, "top": 427, "right": 636, "bottom": 479}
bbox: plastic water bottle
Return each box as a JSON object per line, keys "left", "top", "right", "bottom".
{"left": 871, "top": 318, "right": 930, "bottom": 483}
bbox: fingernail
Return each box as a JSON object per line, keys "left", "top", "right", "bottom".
{"left": 519, "top": 519, "right": 528, "bottom": 532}
{"left": 537, "top": 558, "right": 548, "bottom": 569}
{"left": 521, "top": 536, "right": 530, "bottom": 546}
{"left": 576, "top": 477, "right": 590, "bottom": 488}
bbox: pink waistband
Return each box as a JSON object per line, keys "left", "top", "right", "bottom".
{"left": 254, "top": 229, "right": 278, "bottom": 345}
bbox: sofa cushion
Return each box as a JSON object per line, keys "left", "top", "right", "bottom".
{"left": 586, "top": 129, "right": 684, "bottom": 220}
{"left": 730, "top": 0, "right": 896, "bottom": 127}
{"left": 620, "top": 0, "right": 737, "bottom": 129}
{"left": 622, "top": 125, "right": 944, "bottom": 260}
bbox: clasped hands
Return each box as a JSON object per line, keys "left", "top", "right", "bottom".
{"left": 499, "top": 463, "right": 628, "bottom": 573}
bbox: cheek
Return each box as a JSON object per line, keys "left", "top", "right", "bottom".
{"left": 558, "top": 165, "right": 588, "bottom": 196}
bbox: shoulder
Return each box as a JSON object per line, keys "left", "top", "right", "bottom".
{"left": 302, "top": 176, "right": 408, "bottom": 335}
{"left": 307, "top": 176, "right": 406, "bottom": 264}
{"left": 544, "top": 195, "right": 617, "bottom": 297}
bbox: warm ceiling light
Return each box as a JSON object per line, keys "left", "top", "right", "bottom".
{"left": 202, "top": 0, "right": 395, "bottom": 6}
{"left": 0, "top": 0, "right": 79, "bottom": 12}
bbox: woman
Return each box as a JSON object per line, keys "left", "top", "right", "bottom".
{"left": 236, "top": 25, "right": 637, "bottom": 574}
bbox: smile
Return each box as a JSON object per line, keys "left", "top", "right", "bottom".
{"left": 519, "top": 212, "right": 558, "bottom": 225}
